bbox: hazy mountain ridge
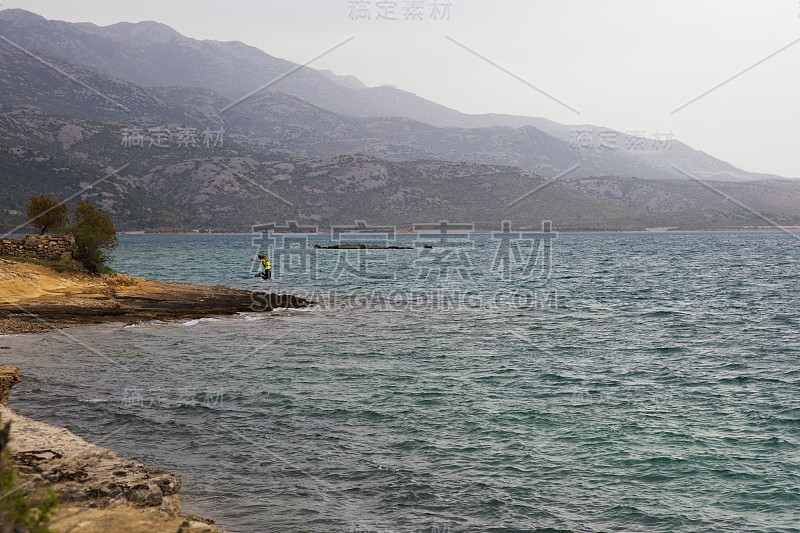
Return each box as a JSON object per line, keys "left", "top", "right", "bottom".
{"left": 153, "top": 88, "right": 750, "bottom": 183}
{"left": 0, "top": 8, "right": 781, "bottom": 183}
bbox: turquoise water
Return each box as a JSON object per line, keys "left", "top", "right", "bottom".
{"left": 3, "top": 232, "right": 800, "bottom": 532}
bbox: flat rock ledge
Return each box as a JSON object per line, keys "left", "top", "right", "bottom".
{"left": 1, "top": 366, "right": 222, "bottom": 532}
{"left": 0, "top": 274, "right": 313, "bottom": 335}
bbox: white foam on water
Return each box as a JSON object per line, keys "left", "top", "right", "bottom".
{"left": 122, "top": 319, "right": 171, "bottom": 329}
{"left": 237, "top": 313, "right": 268, "bottom": 321}
{"left": 181, "top": 317, "right": 221, "bottom": 327}
{"left": 272, "top": 306, "right": 314, "bottom": 313}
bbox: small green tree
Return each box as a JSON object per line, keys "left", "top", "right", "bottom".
{"left": 25, "top": 195, "right": 69, "bottom": 235}
{"left": 72, "top": 199, "right": 118, "bottom": 274}
{"left": 0, "top": 416, "right": 59, "bottom": 533}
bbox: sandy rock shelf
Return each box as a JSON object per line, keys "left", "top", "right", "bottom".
{"left": 0, "top": 259, "right": 312, "bottom": 333}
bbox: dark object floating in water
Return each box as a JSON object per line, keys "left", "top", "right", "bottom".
{"left": 314, "top": 244, "right": 414, "bottom": 250}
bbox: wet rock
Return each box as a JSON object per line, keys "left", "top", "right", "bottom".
{"left": 0, "top": 366, "right": 21, "bottom": 406}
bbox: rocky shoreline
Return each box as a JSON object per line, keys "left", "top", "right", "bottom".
{"left": 0, "top": 258, "right": 312, "bottom": 334}
{"left": 1, "top": 366, "right": 222, "bottom": 532}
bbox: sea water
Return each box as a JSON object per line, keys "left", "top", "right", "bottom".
{"left": 2, "top": 232, "right": 799, "bottom": 532}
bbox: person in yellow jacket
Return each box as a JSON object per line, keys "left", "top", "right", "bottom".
{"left": 252, "top": 254, "right": 271, "bottom": 280}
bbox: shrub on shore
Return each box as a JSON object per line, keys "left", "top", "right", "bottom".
{"left": 71, "top": 200, "right": 118, "bottom": 275}
{"left": 24, "top": 196, "right": 69, "bottom": 236}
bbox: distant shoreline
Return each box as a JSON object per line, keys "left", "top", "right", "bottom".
{"left": 104, "top": 226, "right": 800, "bottom": 236}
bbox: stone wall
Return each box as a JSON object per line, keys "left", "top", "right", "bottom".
{"left": 0, "top": 234, "right": 75, "bottom": 261}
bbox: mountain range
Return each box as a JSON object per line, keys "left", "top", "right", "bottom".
{"left": 1, "top": 8, "right": 799, "bottom": 232}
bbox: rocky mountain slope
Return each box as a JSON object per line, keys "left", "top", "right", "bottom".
{"left": 4, "top": 99, "right": 799, "bottom": 232}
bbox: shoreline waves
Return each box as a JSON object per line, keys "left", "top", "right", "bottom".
{"left": 0, "top": 260, "right": 312, "bottom": 532}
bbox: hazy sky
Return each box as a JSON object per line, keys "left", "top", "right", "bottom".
{"left": 6, "top": 0, "right": 800, "bottom": 177}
